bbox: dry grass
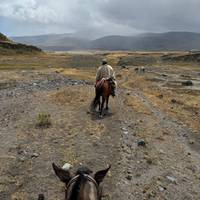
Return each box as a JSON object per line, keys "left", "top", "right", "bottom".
{"left": 50, "top": 86, "right": 92, "bottom": 106}
{"left": 58, "top": 68, "right": 95, "bottom": 82}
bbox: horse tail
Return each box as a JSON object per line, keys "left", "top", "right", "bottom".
{"left": 90, "top": 85, "right": 102, "bottom": 111}
{"left": 90, "top": 93, "right": 100, "bottom": 111}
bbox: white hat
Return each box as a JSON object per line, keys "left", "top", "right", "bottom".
{"left": 102, "top": 58, "right": 107, "bottom": 63}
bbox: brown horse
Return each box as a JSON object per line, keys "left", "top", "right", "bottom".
{"left": 91, "top": 78, "right": 113, "bottom": 118}
{"left": 52, "top": 163, "right": 111, "bottom": 200}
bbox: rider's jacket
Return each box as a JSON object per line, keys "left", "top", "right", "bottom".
{"left": 96, "top": 64, "right": 115, "bottom": 82}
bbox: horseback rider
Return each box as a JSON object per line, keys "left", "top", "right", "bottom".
{"left": 95, "top": 58, "right": 117, "bottom": 96}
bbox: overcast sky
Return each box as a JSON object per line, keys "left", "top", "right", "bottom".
{"left": 0, "top": 0, "right": 200, "bottom": 38}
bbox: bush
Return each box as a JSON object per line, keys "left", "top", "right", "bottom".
{"left": 36, "top": 113, "right": 51, "bottom": 128}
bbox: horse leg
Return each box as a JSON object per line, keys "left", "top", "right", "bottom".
{"left": 99, "top": 96, "right": 101, "bottom": 111}
{"left": 99, "top": 96, "right": 105, "bottom": 118}
{"left": 106, "top": 95, "right": 109, "bottom": 110}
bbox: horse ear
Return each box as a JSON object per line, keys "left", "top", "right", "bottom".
{"left": 52, "top": 163, "right": 71, "bottom": 184}
{"left": 94, "top": 165, "right": 111, "bottom": 184}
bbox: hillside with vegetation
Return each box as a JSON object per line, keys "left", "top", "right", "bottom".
{"left": 0, "top": 33, "right": 42, "bottom": 55}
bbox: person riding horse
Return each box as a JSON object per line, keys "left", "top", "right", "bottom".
{"left": 95, "top": 58, "right": 116, "bottom": 97}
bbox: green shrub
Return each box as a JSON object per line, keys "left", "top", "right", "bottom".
{"left": 36, "top": 113, "right": 51, "bottom": 128}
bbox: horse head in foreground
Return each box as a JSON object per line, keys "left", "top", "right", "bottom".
{"left": 52, "top": 163, "right": 111, "bottom": 200}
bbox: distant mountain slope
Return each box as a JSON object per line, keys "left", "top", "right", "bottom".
{"left": 91, "top": 32, "right": 200, "bottom": 51}
{"left": 0, "top": 33, "right": 42, "bottom": 55}
{"left": 12, "top": 33, "right": 89, "bottom": 51}
{"left": 12, "top": 32, "right": 200, "bottom": 51}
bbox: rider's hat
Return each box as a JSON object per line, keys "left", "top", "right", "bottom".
{"left": 102, "top": 58, "right": 107, "bottom": 64}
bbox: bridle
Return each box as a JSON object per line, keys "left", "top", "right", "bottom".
{"left": 66, "top": 174, "right": 99, "bottom": 190}
{"left": 65, "top": 174, "right": 101, "bottom": 199}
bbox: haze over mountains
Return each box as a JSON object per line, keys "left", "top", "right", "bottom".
{"left": 11, "top": 32, "right": 200, "bottom": 51}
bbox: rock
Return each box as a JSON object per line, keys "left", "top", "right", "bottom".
{"left": 159, "top": 149, "right": 165, "bottom": 154}
{"left": 158, "top": 94, "right": 163, "bottom": 99}
{"left": 121, "top": 65, "right": 126, "bottom": 69}
{"left": 141, "top": 67, "right": 145, "bottom": 72}
{"left": 121, "top": 127, "right": 128, "bottom": 131}
{"left": 123, "top": 131, "right": 129, "bottom": 135}
{"left": 135, "top": 67, "right": 139, "bottom": 71}
{"left": 19, "top": 157, "right": 26, "bottom": 162}
{"left": 38, "top": 194, "right": 45, "bottom": 200}
{"left": 182, "top": 80, "right": 193, "bottom": 86}
{"left": 126, "top": 175, "right": 132, "bottom": 181}
{"left": 166, "top": 176, "right": 176, "bottom": 183}
{"left": 62, "top": 163, "right": 72, "bottom": 171}
{"left": 171, "top": 99, "right": 177, "bottom": 103}
{"left": 158, "top": 186, "right": 165, "bottom": 192}
{"left": 137, "top": 139, "right": 146, "bottom": 147}
{"left": 189, "top": 140, "right": 195, "bottom": 145}
{"left": 31, "top": 153, "right": 39, "bottom": 158}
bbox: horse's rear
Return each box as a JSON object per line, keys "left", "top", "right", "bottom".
{"left": 91, "top": 79, "right": 112, "bottom": 118}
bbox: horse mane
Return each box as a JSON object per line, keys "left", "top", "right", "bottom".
{"left": 69, "top": 167, "right": 92, "bottom": 200}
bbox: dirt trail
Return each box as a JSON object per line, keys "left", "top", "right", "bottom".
{"left": 0, "top": 62, "right": 200, "bottom": 200}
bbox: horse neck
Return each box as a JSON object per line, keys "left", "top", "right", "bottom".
{"left": 66, "top": 180, "right": 99, "bottom": 200}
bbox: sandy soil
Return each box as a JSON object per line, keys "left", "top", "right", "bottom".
{"left": 0, "top": 53, "right": 200, "bottom": 200}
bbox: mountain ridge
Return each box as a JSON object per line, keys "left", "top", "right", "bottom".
{"left": 11, "top": 31, "right": 200, "bottom": 51}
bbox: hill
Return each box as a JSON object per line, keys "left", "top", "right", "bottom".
{"left": 0, "top": 33, "right": 42, "bottom": 55}
{"left": 12, "top": 31, "right": 200, "bottom": 51}
{"left": 91, "top": 32, "right": 200, "bottom": 51}
{"left": 12, "top": 33, "right": 89, "bottom": 51}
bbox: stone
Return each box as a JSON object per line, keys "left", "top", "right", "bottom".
{"left": 137, "top": 139, "right": 146, "bottom": 147}
{"left": 123, "top": 131, "right": 129, "bottom": 135}
{"left": 121, "top": 127, "right": 128, "bottom": 131}
{"left": 189, "top": 140, "right": 195, "bottom": 145}
{"left": 166, "top": 176, "right": 176, "bottom": 183}
{"left": 171, "top": 99, "right": 177, "bottom": 103}
{"left": 38, "top": 194, "right": 45, "bottom": 200}
{"left": 158, "top": 94, "right": 163, "bottom": 99}
{"left": 182, "top": 80, "right": 193, "bottom": 86}
{"left": 31, "top": 153, "right": 39, "bottom": 158}
{"left": 158, "top": 186, "right": 165, "bottom": 192}
{"left": 62, "top": 163, "right": 72, "bottom": 171}
{"left": 126, "top": 175, "right": 132, "bottom": 181}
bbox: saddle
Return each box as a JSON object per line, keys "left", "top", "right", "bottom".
{"left": 96, "top": 77, "right": 115, "bottom": 89}
{"left": 95, "top": 78, "right": 106, "bottom": 89}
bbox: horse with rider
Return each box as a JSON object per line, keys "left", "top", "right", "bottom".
{"left": 91, "top": 58, "right": 117, "bottom": 117}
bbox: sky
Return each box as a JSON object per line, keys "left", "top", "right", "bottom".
{"left": 0, "top": 0, "right": 200, "bottom": 38}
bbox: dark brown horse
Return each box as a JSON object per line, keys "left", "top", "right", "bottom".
{"left": 91, "top": 78, "right": 113, "bottom": 118}
{"left": 52, "top": 163, "right": 111, "bottom": 200}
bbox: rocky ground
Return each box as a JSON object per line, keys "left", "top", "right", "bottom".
{"left": 0, "top": 53, "right": 200, "bottom": 200}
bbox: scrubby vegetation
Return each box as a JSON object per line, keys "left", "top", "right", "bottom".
{"left": 36, "top": 112, "right": 52, "bottom": 128}
{"left": 0, "top": 33, "right": 10, "bottom": 42}
{"left": 0, "top": 32, "right": 42, "bottom": 55}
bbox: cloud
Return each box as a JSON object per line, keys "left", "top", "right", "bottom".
{"left": 98, "top": 0, "right": 200, "bottom": 32}
{"left": 0, "top": 0, "right": 200, "bottom": 36}
{"left": 0, "top": 0, "right": 62, "bottom": 24}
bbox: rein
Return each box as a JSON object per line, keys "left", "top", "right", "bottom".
{"left": 66, "top": 174, "right": 99, "bottom": 191}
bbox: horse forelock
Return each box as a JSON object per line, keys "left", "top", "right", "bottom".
{"left": 76, "top": 166, "right": 93, "bottom": 175}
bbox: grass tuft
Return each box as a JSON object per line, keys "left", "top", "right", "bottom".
{"left": 36, "top": 112, "right": 51, "bottom": 128}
